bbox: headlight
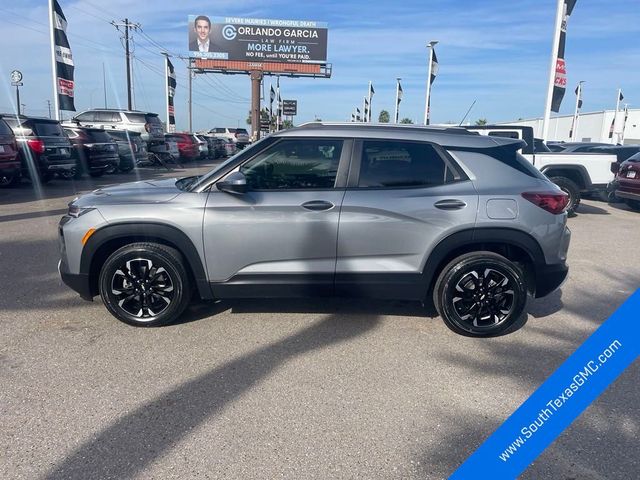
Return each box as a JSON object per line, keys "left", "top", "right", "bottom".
{"left": 68, "top": 203, "right": 95, "bottom": 218}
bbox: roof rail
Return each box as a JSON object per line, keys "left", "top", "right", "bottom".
{"left": 295, "top": 121, "right": 477, "bottom": 136}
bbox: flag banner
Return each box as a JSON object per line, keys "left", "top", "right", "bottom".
{"left": 52, "top": 0, "right": 75, "bottom": 111}
{"left": 166, "top": 57, "right": 176, "bottom": 133}
{"left": 609, "top": 115, "right": 615, "bottom": 139}
{"left": 619, "top": 91, "right": 624, "bottom": 102}
{"left": 370, "top": 83, "right": 375, "bottom": 96}
{"left": 397, "top": 81, "right": 403, "bottom": 104}
{"left": 430, "top": 49, "right": 439, "bottom": 85}
{"left": 356, "top": 107, "right": 361, "bottom": 122}
{"left": 551, "top": 0, "right": 578, "bottom": 112}
{"left": 575, "top": 84, "right": 582, "bottom": 109}
{"left": 450, "top": 289, "right": 640, "bottom": 479}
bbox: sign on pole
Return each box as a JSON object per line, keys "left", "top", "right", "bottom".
{"left": 282, "top": 99, "right": 297, "bottom": 116}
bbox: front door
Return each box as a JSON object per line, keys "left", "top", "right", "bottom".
{"left": 202, "top": 137, "right": 351, "bottom": 297}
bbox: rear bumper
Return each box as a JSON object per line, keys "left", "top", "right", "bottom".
{"left": 534, "top": 262, "right": 568, "bottom": 298}
{"left": 616, "top": 190, "right": 640, "bottom": 201}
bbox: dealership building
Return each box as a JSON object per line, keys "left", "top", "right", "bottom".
{"left": 500, "top": 109, "right": 640, "bottom": 144}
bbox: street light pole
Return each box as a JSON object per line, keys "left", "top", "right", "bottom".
{"left": 423, "top": 40, "right": 438, "bottom": 125}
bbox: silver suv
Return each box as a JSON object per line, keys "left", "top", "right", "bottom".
{"left": 72, "top": 109, "right": 164, "bottom": 144}
{"left": 209, "top": 127, "right": 251, "bottom": 149}
{"left": 58, "top": 123, "right": 571, "bottom": 336}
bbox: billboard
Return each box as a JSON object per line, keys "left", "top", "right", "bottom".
{"left": 188, "top": 16, "right": 328, "bottom": 65}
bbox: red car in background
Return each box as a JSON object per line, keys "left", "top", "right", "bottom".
{"left": 615, "top": 152, "right": 640, "bottom": 211}
{"left": 167, "top": 133, "right": 199, "bottom": 162}
{"left": 0, "top": 117, "right": 20, "bottom": 186}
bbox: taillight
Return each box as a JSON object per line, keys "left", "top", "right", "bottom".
{"left": 522, "top": 192, "right": 569, "bottom": 215}
{"left": 27, "top": 139, "right": 45, "bottom": 154}
{"left": 145, "top": 123, "right": 151, "bottom": 132}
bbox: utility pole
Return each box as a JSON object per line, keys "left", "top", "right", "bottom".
{"left": 111, "top": 19, "right": 140, "bottom": 111}
{"left": 188, "top": 60, "right": 193, "bottom": 133}
{"left": 102, "top": 62, "right": 107, "bottom": 108}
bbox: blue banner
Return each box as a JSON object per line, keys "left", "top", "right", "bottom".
{"left": 450, "top": 289, "right": 640, "bottom": 479}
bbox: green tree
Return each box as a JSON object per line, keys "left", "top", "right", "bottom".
{"left": 378, "top": 110, "right": 390, "bottom": 123}
{"left": 282, "top": 119, "right": 294, "bottom": 129}
{"left": 475, "top": 118, "right": 488, "bottom": 126}
{"left": 399, "top": 117, "right": 413, "bottom": 124}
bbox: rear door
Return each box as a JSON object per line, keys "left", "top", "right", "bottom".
{"left": 336, "top": 139, "right": 478, "bottom": 299}
{"left": 202, "top": 137, "right": 351, "bottom": 297}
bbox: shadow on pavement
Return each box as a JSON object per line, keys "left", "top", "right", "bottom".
{"left": 43, "top": 313, "right": 381, "bottom": 480}
{"left": 414, "top": 268, "right": 640, "bottom": 479}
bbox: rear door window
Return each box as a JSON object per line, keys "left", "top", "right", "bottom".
{"left": 357, "top": 140, "right": 453, "bottom": 188}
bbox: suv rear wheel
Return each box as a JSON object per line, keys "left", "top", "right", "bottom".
{"left": 99, "top": 242, "right": 192, "bottom": 327}
{"left": 433, "top": 252, "right": 527, "bottom": 337}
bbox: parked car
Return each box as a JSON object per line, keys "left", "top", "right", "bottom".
{"left": 198, "top": 135, "right": 221, "bottom": 159}
{"left": 0, "top": 117, "right": 20, "bottom": 186}
{"left": 59, "top": 122, "right": 570, "bottom": 337}
{"left": 548, "top": 142, "right": 612, "bottom": 153}
{"left": 2, "top": 114, "right": 75, "bottom": 183}
{"left": 210, "top": 137, "right": 227, "bottom": 158}
{"left": 164, "top": 134, "right": 180, "bottom": 163}
{"left": 165, "top": 133, "right": 199, "bottom": 161}
{"left": 588, "top": 145, "right": 640, "bottom": 164}
{"left": 614, "top": 152, "right": 640, "bottom": 211}
{"left": 223, "top": 139, "right": 237, "bottom": 157}
{"left": 62, "top": 125, "right": 119, "bottom": 178}
{"left": 71, "top": 109, "right": 165, "bottom": 146}
{"left": 105, "top": 130, "right": 147, "bottom": 171}
{"left": 209, "top": 127, "right": 251, "bottom": 149}
{"left": 193, "top": 135, "right": 208, "bottom": 159}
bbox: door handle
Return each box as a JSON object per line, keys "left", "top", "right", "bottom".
{"left": 301, "top": 200, "right": 334, "bottom": 211}
{"left": 434, "top": 199, "right": 467, "bottom": 210}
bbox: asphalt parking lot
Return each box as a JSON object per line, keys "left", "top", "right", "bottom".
{"left": 1, "top": 164, "right": 639, "bottom": 480}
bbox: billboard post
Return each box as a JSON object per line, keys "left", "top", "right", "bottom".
{"left": 250, "top": 70, "right": 263, "bottom": 141}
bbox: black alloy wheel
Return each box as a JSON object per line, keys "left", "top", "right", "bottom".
{"left": 433, "top": 252, "right": 528, "bottom": 337}
{"left": 99, "top": 243, "right": 192, "bottom": 327}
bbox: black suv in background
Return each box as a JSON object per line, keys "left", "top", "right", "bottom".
{"left": 62, "top": 125, "right": 120, "bottom": 178}
{"left": 2, "top": 115, "right": 74, "bottom": 183}
{"left": 105, "top": 130, "right": 147, "bottom": 171}
{"left": 0, "top": 117, "right": 20, "bottom": 186}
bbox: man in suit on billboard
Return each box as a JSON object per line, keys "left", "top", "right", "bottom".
{"left": 189, "top": 15, "right": 215, "bottom": 52}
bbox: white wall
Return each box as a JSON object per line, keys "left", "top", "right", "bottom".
{"left": 500, "top": 109, "right": 640, "bottom": 144}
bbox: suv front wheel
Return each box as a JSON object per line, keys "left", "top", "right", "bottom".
{"left": 433, "top": 252, "right": 527, "bottom": 337}
{"left": 99, "top": 242, "right": 192, "bottom": 327}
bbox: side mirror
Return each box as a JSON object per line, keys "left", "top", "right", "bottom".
{"left": 217, "top": 171, "right": 247, "bottom": 194}
{"left": 610, "top": 162, "right": 620, "bottom": 174}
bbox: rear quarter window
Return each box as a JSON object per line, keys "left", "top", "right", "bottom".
{"left": 450, "top": 147, "right": 548, "bottom": 180}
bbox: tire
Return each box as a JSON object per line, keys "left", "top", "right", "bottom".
{"left": 99, "top": 242, "right": 192, "bottom": 327}
{"left": 549, "top": 176, "right": 580, "bottom": 216}
{"left": 626, "top": 199, "right": 640, "bottom": 212}
{"left": 433, "top": 252, "right": 528, "bottom": 337}
{"left": 0, "top": 172, "right": 19, "bottom": 187}
{"left": 40, "top": 172, "right": 54, "bottom": 183}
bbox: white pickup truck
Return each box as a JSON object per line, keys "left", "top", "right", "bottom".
{"left": 467, "top": 125, "right": 617, "bottom": 214}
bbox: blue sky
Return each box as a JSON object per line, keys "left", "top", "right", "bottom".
{"left": 0, "top": 0, "right": 638, "bottom": 131}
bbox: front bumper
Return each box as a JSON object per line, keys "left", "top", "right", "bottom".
{"left": 58, "top": 258, "right": 93, "bottom": 301}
